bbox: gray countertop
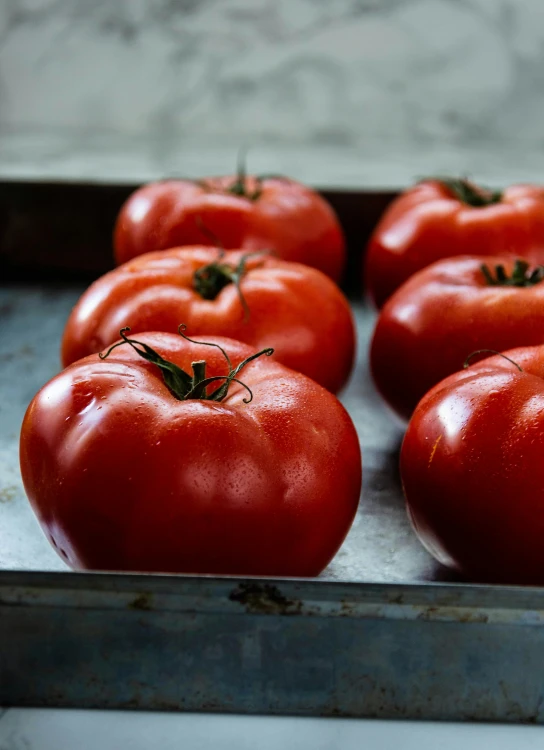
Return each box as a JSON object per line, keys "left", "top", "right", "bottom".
{"left": 1, "top": 709, "right": 543, "bottom": 749}
{"left": 3, "top": 0, "right": 544, "bottom": 195}
{"left": 2, "top": 131, "right": 544, "bottom": 190}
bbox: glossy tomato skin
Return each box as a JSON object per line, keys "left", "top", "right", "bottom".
{"left": 370, "top": 255, "right": 544, "bottom": 421}
{"left": 20, "top": 333, "right": 362, "bottom": 576}
{"left": 61, "top": 246, "right": 355, "bottom": 393}
{"left": 366, "top": 181, "right": 544, "bottom": 307}
{"left": 114, "top": 176, "right": 345, "bottom": 281}
{"left": 401, "top": 345, "right": 544, "bottom": 584}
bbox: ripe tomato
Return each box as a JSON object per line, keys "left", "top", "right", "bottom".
{"left": 370, "top": 255, "right": 544, "bottom": 421}
{"left": 401, "top": 344, "right": 544, "bottom": 584}
{"left": 20, "top": 331, "right": 362, "bottom": 576}
{"left": 114, "top": 173, "right": 345, "bottom": 281}
{"left": 61, "top": 246, "right": 355, "bottom": 394}
{"left": 365, "top": 178, "right": 544, "bottom": 307}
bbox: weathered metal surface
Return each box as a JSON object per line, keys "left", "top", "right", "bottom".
{"left": 2, "top": 572, "right": 544, "bottom": 721}
{"left": 0, "top": 284, "right": 80, "bottom": 572}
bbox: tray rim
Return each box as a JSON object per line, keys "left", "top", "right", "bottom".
{"left": 2, "top": 569, "right": 544, "bottom": 618}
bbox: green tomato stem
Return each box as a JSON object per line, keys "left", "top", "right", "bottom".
{"left": 481, "top": 259, "right": 544, "bottom": 287}
{"left": 99, "top": 325, "right": 273, "bottom": 403}
{"left": 426, "top": 177, "right": 503, "bottom": 206}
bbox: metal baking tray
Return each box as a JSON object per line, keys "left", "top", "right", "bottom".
{"left": 1, "top": 180, "right": 544, "bottom": 722}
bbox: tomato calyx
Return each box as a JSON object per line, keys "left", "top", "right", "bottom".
{"left": 223, "top": 148, "right": 287, "bottom": 200}
{"left": 430, "top": 177, "right": 503, "bottom": 207}
{"left": 464, "top": 349, "right": 523, "bottom": 371}
{"left": 99, "top": 325, "right": 274, "bottom": 403}
{"left": 481, "top": 259, "right": 544, "bottom": 288}
{"left": 225, "top": 148, "right": 263, "bottom": 201}
{"left": 194, "top": 146, "right": 287, "bottom": 201}
{"left": 193, "top": 251, "right": 267, "bottom": 320}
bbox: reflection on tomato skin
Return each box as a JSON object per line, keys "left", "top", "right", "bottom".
{"left": 401, "top": 346, "right": 544, "bottom": 585}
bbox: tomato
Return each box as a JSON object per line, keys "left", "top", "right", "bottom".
{"left": 365, "top": 178, "right": 544, "bottom": 307}
{"left": 61, "top": 246, "right": 355, "bottom": 394}
{"left": 370, "top": 255, "right": 544, "bottom": 421}
{"left": 401, "top": 344, "right": 544, "bottom": 584}
{"left": 20, "top": 330, "right": 362, "bottom": 576}
{"left": 114, "top": 173, "right": 345, "bottom": 281}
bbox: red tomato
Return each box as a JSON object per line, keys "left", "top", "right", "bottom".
{"left": 61, "top": 246, "right": 355, "bottom": 394}
{"left": 365, "top": 178, "right": 544, "bottom": 307}
{"left": 114, "top": 174, "right": 345, "bottom": 281}
{"left": 20, "top": 331, "right": 362, "bottom": 576}
{"left": 401, "top": 344, "right": 544, "bottom": 584}
{"left": 371, "top": 255, "right": 544, "bottom": 421}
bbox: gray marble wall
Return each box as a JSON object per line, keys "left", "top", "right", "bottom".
{"left": 1, "top": 0, "right": 544, "bottom": 186}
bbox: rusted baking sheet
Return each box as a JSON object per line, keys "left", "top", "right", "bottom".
{"left": 2, "top": 571, "right": 544, "bottom": 721}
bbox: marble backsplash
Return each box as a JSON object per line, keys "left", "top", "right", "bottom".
{"left": 1, "top": 0, "right": 544, "bottom": 187}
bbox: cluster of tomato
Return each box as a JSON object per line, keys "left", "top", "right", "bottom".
{"left": 19, "top": 171, "right": 544, "bottom": 585}
{"left": 368, "top": 178, "right": 544, "bottom": 585}
{"left": 19, "top": 172, "right": 361, "bottom": 577}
